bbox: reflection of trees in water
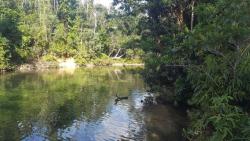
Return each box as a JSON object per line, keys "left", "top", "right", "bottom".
{"left": 0, "top": 67, "right": 145, "bottom": 140}
{"left": 143, "top": 105, "right": 187, "bottom": 141}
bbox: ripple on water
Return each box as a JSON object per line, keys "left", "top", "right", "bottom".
{"left": 56, "top": 106, "right": 141, "bottom": 140}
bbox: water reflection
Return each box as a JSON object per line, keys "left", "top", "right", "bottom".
{"left": 0, "top": 67, "right": 186, "bottom": 141}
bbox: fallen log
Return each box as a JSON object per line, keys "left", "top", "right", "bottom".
{"left": 115, "top": 94, "right": 128, "bottom": 104}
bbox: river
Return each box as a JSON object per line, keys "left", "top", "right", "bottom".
{"left": 0, "top": 67, "right": 186, "bottom": 141}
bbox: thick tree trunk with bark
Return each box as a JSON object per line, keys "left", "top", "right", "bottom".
{"left": 176, "top": 4, "right": 184, "bottom": 31}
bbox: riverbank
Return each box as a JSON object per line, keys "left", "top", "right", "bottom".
{"left": 16, "top": 58, "right": 144, "bottom": 72}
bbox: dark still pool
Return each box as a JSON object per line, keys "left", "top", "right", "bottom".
{"left": 0, "top": 67, "right": 186, "bottom": 141}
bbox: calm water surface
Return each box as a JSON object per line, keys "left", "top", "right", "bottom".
{"left": 0, "top": 67, "right": 186, "bottom": 141}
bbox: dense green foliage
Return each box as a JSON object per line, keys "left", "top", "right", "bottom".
{"left": 0, "top": 0, "right": 144, "bottom": 70}
{"left": 114, "top": 0, "right": 250, "bottom": 140}
{"left": 1, "top": 0, "right": 250, "bottom": 140}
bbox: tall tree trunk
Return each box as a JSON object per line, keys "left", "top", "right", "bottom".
{"left": 53, "top": 0, "right": 56, "bottom": 12}
{"left": 93, "top": 11, "right": 97, "bottom": 35}
{"left": 38, "top": 0, "right": 42, "bottom": 24}
{"left": 86, "top": 0, "right": 89, "bottom": 15}
{"left": 190, "top": 0, "right": 195, "bottom": 31}
{"left": 42, "top": 0, "right": 47, "bottom": 41}
{"left": 176, "top": 4, "right": 184, "bottom": 31}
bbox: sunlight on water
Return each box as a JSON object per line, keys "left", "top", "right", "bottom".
{"left": 58, "top": 68, "right": 76, "bottom": 75}
{"left": 0, "top": 67, "right": 186, "bottom": 141}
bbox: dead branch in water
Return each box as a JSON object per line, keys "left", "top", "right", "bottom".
{"left": 115, "top": 94, "right": 128, "bottom": 104}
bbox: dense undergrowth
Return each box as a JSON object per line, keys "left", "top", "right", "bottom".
{"left": 113, "top": 0, "right": 250, "bottom": 140}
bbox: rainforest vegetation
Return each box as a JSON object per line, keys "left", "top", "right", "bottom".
{"left": 0, "top": 0, "right": 144, "bottom": 69}
{"left": 0, "top": 0, "right": 250, "bottom": 140}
